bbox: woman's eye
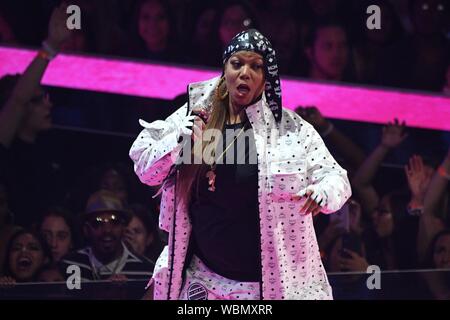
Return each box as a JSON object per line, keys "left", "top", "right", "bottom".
{"left": 29, "top": 244, "right": 40, "bottom": 251}
{"left": 231, "top": 61, "right": 241, "bottom": 68}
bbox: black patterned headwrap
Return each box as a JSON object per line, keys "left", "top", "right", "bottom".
{"left": 222, "top": 29, "right": 282, "bottom": 123}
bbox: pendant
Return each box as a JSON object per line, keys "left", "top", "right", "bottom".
{"left": 205, "top": 169, "right": 216, "bottom": 192}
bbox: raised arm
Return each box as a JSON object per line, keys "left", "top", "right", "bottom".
{"left": 351, "top": 119, "right": 408, "bottom": 214}
{"left": 129, "top": 103, "right": 196, "bottom": 186}
{"left": 296, "top": 106, "right": 366, "bottom": 172}
{"left": 424, "top": 150, "right": 450, "bottom": 216}
{"left": 416, "top": 150, "right": 449, "bottom": 262}
{"left": 0, "top": 3, "right": 71, "bottom": 147}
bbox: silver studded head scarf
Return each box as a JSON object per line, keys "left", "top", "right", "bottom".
{"left": 222, "top": 29, "right": 282, "bottom": 123}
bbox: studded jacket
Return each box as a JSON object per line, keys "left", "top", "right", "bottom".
{"left": 129, "top": 76, "right": 352, "bottom": 300}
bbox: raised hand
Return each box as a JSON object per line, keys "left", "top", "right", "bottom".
{"left": 405, "top": 154, "right": 433, "bottom": 203}
{"left": 46, "top": 2, "right": 73, "bottom": 50}
{"left": 338, "top": 249, "right": 369, "bottom": 272}
{"left": 295, "top": 106, "right": 329, "bottom": 132}
{"left": 381, "top": 118, "right": 408, "bottom": 149}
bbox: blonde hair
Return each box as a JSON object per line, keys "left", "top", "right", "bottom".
{"left": 176, "top": 76, "right": 230, "bottom": 204}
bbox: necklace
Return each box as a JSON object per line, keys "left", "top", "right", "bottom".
{"left": 205, "top": 122, "right": 247, "bottom": 192}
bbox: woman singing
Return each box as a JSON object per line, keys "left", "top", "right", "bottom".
{"left": 130, "top": 29, "right": 351, "bottom": 300}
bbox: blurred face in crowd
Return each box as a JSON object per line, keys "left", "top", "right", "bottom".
{"left": 125, "top": 216, "right": 153, "bottom": 256}
{"left": 224, "top": 51, "right": 265, "bottom": 108}
{"left": 138, "top": 0, "right": 170, "bottom": 51}
{"left": 219, "top": 5, "right": 251, "bottom": 48}
{"left": 433, "top": 234, "right": 450, "bottom": 268}
{"left": 36, "top": 267, "right": 65, "bottom": 282}
{"left": 411, "top": 0, "right": 447, "bottom": 35}
{"left": 371, "top": 195, "right": 394, "bottom": 238}
{"left": 100, "top": 169, "right": 128, "bottom": 204}
{"left": 194, "top": 8, "right": 216, "bottom": 44}
{"left": 40, "top": 215, "right": 72, "bottom": 262}
{"left": 9, "top": 233, "right": 47, "bottom": 281}
{"left": 22, "top": 87, "right": 53, "bottom": 133}
{"left": 307, "top": 26, "right": 349, "bottom": 80}
{"left": 307, "top": 0, "right": 338, "bottom": 17}
{"left": 84, "top": 212, "right": 125, "bottom": 263}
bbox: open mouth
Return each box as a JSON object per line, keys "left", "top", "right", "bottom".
{"left": 17, "top": 257, "right": 32, "bottom": 269}
{"left": 237, "top": 84, "right": 250, "bottom": 95}
{"left": 101, "top": 237, "right": 116, "bottom": 245}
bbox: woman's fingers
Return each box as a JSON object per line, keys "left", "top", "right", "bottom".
{"left": 300, "top": 192, "right": 322, "bottom": 215}
{"left": 312, "top": 206, "right": 322, "bottom": 216}
{"left": 299, "top": 192, "right": 314, "bottom": 213}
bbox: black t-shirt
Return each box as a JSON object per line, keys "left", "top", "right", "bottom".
{"left": 188, "top": 121, "right": 261, "bottom": 282}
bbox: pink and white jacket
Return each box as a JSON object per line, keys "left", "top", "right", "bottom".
{"left": 129, "top": 76, "right": 352, "bottom": 300}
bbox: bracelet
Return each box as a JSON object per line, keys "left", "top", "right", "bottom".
{"left": 37, "top": 50, "right": 52, "bottom": 61}
{"left": 320, "top": 123, "right": 334, "bottom": 138}
{"left": 40, "top": 41, "right": 58, "bottom": 60}
{"left": 438, "top": 165, "right": 450, "bottom": 180}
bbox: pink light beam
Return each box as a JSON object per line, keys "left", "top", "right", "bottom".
{"left": 1, "top": 46, "right": 449, "bottom": 131}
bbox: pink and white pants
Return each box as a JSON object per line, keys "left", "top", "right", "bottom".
{"left": 179, "top": 255, "right": 261, "bottom": 300}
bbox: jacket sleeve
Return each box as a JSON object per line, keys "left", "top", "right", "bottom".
{"left": 129, "top": 103, "right": 189, "bottom": 186}
{"left": 302, "top": 121, "right": 352, "bottom": 214}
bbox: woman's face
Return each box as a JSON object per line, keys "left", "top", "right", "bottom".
{"left": 433, "top": 234, "right": 450, "bottom": 269}
{"left": 309, "top": 26, "right": 349, "bottom": 80}
{"left": 9, "top": 233, "right": 47, "bottom": 281}
{"left": 224, "top": 51, "right": 265, "bottom": 108}
{"left": 371, "top": 196, "right": 394, "bottom": 238}
{"left": 219, "top": 5, "right": 250, "bottom": 47}
{"left": 22, "top": 87, "right": 53, "bottom": 132}
{"left": 138, "top": 0, "right": 170, "bottom": 51}
{"left": 125, "top": 216, "right": 152, "bottom": 256}
{"left": 41, "top": 216, "right": 72, "bottom": 262}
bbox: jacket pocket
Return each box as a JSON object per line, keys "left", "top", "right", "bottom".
{"left": 268, "top": 159, "right": 307, "bottom": 197}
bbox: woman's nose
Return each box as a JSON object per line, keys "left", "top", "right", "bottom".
{"left": 240, "top": 65, "right": 251, "bottom": 79}
{"left": 50, "top": 238, "right": 58, "bottom": 248}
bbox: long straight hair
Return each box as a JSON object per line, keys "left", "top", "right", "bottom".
{"left": 176, "top": 77, "right": 230, "bottom": 205}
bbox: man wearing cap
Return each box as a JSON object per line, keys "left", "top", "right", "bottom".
{"left": 60, "top": 190, "right": 154, "bottom": 285}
